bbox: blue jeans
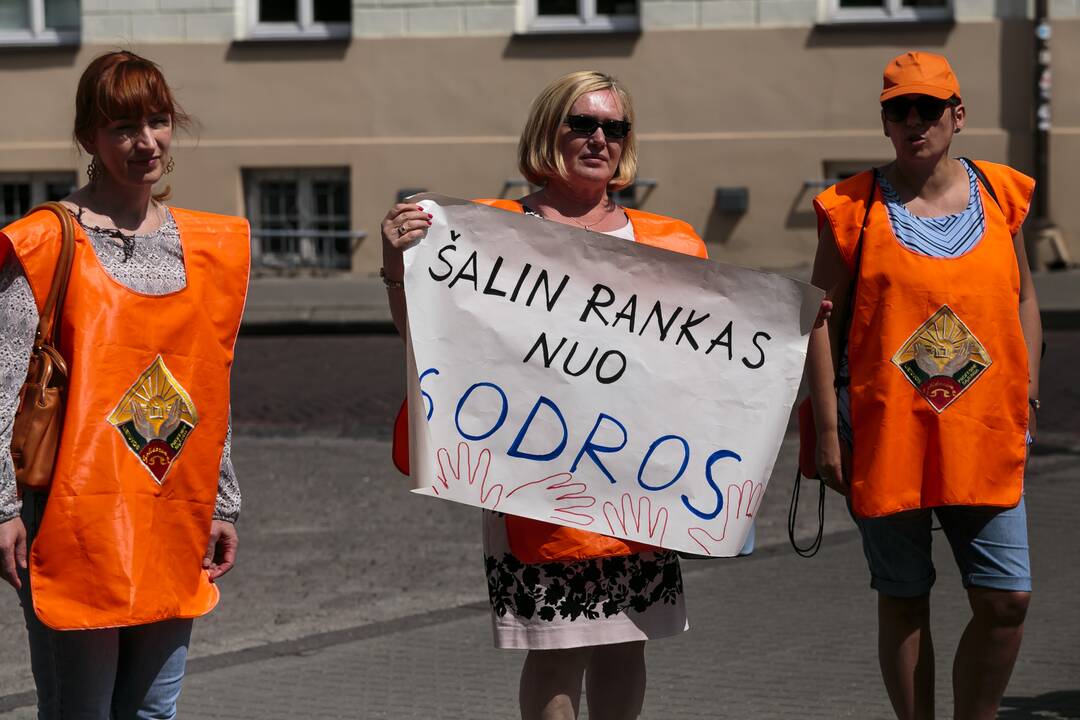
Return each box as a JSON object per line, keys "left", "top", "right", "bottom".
{"left": 850, "top": 496, "right": 1032, "bottom": 598}
{"left": 16, "top": 492, "right": 194, "bottom": 720}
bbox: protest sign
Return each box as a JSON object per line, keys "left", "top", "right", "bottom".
{"left": 403, "top": 195, "right": 822, "bottom": 557}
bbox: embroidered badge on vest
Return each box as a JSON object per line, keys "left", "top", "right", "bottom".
{"left": 107, "top": 356, "right": 199, "bottom": 483}
{"left": 892, "top": 305, "right": 992, "bottom": 413}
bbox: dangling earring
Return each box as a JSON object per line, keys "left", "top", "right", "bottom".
{"left": 87, "top": 157, "right": 100, "bottom": 182}
{"left": 165, "top": 157, "right": 175, "bottom": 175}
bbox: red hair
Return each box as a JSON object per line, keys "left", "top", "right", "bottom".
{"left": 73, "top": 51, "right": 191, "bottom": 148}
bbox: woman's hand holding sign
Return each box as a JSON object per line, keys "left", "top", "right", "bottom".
{"left": 381, "top": 203, "right": 432, "bottom": 251}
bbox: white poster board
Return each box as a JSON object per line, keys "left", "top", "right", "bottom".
{"left": 403, "top": 195, "right": 822, "bottom": 556}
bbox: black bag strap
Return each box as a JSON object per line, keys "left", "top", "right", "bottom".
{"left": 959, "top": 157, "right": 1002, "bottom": 211}
{"left": 788, "top": 170, "right": 877, "bottom": 559}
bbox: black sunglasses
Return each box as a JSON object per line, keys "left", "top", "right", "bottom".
{"left": 564, "top": 114, "right": 632, "bottom": 140}
{"left": 881, "top": 96, "right": 959, "bottom": 123}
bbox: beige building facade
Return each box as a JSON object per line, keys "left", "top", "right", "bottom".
{"left": 1, "top": 0, "right": 1078, "bottom": 273}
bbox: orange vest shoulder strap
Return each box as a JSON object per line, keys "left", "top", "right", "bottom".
{"left": 1, "top": 209, "right": 66, "bottom": 311}
{"left": 969, "top": 160, "right": 1035, "bottom": 237}
{"left": 624, "top": 208, "right": 707, "bottom": 259}
{"left": 473, "top": 198, "right": 524, "bottom": 213}
{"left": 169, "top": 207, "right": 251, "bottom": 237}
{"left": 813, "top": 170, "right": 876, "bottom": 271}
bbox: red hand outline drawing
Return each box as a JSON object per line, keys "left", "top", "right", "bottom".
{"left": 687, "top": 480, "right": 764, "bottom": 556}
{"left": 505, "top": 472, "right": 597, "bottom": 527}
{"left": 432, "top": 442, "right": 504, "bottom": 510}
{"left": 602, "top": 493, "right": 668, "bottom": 546}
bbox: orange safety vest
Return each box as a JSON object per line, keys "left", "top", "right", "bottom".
{"left": 2, "top": 207, "right": 249, "bottom": 630}
{"left": 394, "top": 198, "right": 707, "bottom": 562}
{"left": 814, "top": 160, "right": 1032, "bottom": 518}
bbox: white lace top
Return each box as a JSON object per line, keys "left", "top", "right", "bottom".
{"left": 0, "top": 207, "right": 241, "bottom": 523}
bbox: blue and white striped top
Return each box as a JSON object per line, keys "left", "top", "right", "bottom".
{"left": 876, "top": 160, "right": 985, "bottom": 259}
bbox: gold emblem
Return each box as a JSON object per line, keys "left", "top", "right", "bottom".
{"left": 107, "top": 356, "right": 198, "bottom": 484}
{"left": 891, "top": 305, "right": 991, "bottom": 413}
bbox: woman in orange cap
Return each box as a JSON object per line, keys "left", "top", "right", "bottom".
{"left": 0, "top": 51, "right": 248, "bottom": 718}
{"left": 807, "top": 51, "right": 1041, "bottom": 720}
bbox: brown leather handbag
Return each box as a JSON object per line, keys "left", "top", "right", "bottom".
{"left": 11, "top": 202, "right": 75, "bottom": 491}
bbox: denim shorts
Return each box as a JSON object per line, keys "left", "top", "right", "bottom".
{"left": 850, "top": 496, "right": 1032, "bottom": 598}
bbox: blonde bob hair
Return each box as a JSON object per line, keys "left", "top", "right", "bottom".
{"left": 518, "top": 70, "right": 637, "bottom": 192}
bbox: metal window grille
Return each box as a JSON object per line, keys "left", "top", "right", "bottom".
{"left": 0, "top": 172, "right": 77, "bottom": 226}
{"left": 243, "top": 168, "right": 362, "bottom": 273}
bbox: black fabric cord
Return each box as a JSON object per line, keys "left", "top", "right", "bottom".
{"left": 788, "top": 469, "right": 826, "bottom": 558}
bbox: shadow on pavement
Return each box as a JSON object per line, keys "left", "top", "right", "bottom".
{"left": 999, "top": 691, "right": 1080, "bottom": 719}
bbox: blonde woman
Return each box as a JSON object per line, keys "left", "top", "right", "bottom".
{"left": 381, "top": 71, "right": 708, "bottom": 720}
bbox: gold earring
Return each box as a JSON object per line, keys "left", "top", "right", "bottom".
{"left": 87, "top": 158, "right": 100, "bottom": 181}
{"left": 165, "top": 157, "right": 175, "bottom": 175}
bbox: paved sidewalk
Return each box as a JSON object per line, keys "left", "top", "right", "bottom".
{"left": 3, "top": 449, "right": 1073, "bottom": 719}
{"left": 172, "top": 459, "right": 1080, "bottom": 716}
{"left": 177, "top": 453, "right": 1080, "bottom": 719}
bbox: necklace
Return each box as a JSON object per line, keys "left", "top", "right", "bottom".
{"left": 561, "top": 204, "right": 620, "bottom": 231}
{"left": 75, "top": 204, "right": 167, "bottom": 263}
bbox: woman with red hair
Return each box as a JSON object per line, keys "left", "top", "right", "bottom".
{"left": 0, "top": 51, "right": 249, "bottom": 718}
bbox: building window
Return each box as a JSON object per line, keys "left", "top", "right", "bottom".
{"left": 824, "top": 0, "right": 949, "bottom": 23}
{"left": 0, "top": 0, "right": 79, "bottom": 46}
{"left": 523, "top": 0, "right": 639, "bottom": 33}
{"left": 244, "top": 168, "right": 361, "bottom": 273}
{"left": 0, "top": 172, "right": 77, "bottom": 226}
{"left": 247, "top": 0, "right": 351, "bottom": 40}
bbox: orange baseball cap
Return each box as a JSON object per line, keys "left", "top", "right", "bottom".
{"left": 880, "top": 51, "right": 961, "bottom": 102}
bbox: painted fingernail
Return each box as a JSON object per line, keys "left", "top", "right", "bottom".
{"left": 426, "top": 214, "right": 433, "bottom": 219}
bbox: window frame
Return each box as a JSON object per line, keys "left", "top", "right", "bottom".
{"left": 0, "top": 0, "right": 79, "bottom": 47}
{"left": 0, "top": 171, "right": 78, "bottom": 226}
{"left": 243, "top": 167, "right": 360, "bottom": 273}
{"left": 822, "top": 0, "right": 951, "bottom": 24}
{"left": 521, "top": 0, "right": 640, "bottom": 34}
{"left": 246, "top": 0, "right": 351, "bottom": 41}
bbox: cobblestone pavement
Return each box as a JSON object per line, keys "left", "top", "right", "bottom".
{"left": 0, "top": 332, "right": 1076, "bottom": 718}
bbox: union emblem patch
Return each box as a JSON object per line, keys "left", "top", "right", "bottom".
{"left": 891, "top": 305, "right": 992, "bottom": 413}
{"left": 107, "top": 356, "right": 199, "bottom": 484}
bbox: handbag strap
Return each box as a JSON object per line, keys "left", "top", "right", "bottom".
{"left": 28, "top": 201, "right": 76, "bottom": 350}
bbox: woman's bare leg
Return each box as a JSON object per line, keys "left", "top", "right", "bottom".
{"left": 586, "top": 641, "right": 646, "bottom": 720}
{"left": 878, "top": 593, "right": 935, "bottom": 720}
{"left": 952, "top": 588, "right": 1029, "bottom": 720}
{"left": 519, "top": 646, "right": 593, "bottom": 720}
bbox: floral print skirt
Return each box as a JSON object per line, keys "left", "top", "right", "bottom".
{"left": 482, "top": 511, "right": 688, "bottom": 650}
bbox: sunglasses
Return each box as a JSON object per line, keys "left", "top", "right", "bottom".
{"left": 881, "top": 96, "right": 959, "bottom": 123}
{"left": 564, "top": 114, "right": 632, "bottom": 140}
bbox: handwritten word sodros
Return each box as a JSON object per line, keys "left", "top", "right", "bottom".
{"left": 420, "top": 368, "right": 742, "bottom": 523}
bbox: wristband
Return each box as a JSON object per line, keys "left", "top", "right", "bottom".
{"left": 380, "top": 267, "right": 404, "bottom": 290}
